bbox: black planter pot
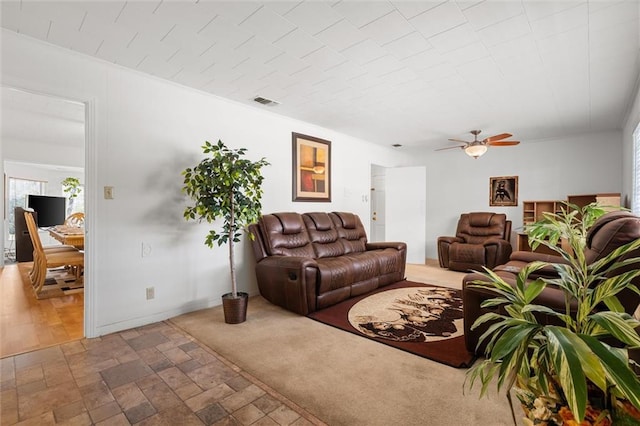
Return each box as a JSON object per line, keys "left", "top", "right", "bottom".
{"left": 222, "top": 292, "right": 248, "bottom": 324}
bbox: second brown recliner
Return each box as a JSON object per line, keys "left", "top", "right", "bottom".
{"left": 462, "top": 210, "right": 640, "bottom": 355}
{"left": 437, "top": 212, "right": 512, "bottom": 272}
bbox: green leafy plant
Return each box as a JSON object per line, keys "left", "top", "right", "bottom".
{"left": 465, "top": 203, "right": 640, "bottom": 424}
{"left": 61, "top": 177, "right": 81, "bottom": 199}
{"left": 182, "top": 140, "right": 269, "bottom": 298}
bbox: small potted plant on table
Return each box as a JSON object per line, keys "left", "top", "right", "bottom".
{"left": 182, "top": 140, "right": 269, "bottom": 324}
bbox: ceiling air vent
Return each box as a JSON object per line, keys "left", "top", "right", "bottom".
{"left": 253, "top": 96, "right": 280, "bottom": 106}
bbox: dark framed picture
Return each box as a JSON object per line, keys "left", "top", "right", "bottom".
{"left": 292, "top": 132, "right": 331, "bottom": 202}
{"left": 490, "top": 176, "right": 518, "bottom": 206}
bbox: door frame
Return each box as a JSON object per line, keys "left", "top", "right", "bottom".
{"left": 1, "top": 83, "right": 97, "bottom": 338}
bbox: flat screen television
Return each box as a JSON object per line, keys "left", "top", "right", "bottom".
{"left": 27, "top": 195, "right": 66, "bottom": 228}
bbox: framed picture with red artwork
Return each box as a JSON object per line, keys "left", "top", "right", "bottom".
{"left": 292, "top": 132, "right": 331, "bottom": 202}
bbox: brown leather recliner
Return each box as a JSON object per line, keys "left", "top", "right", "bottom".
{"left": 437, "top": 212, "right": 512, "bottom": 272}
{"left": 462, "top": 210, "right": 640, "bottom": 355}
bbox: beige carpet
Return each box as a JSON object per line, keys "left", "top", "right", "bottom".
{"left": 170, "top": 261, "right": 515, "bottom": 426}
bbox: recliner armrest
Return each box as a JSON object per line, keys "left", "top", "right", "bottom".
{"left": 481, "top": 237, "right": 511, "bottom": 248}
{"left": 438, "top": 236, "right": 463, "bottom": 244}
{"left": 437, "top": 236, "right": 464, "bottom": 268}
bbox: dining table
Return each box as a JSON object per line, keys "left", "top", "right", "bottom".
{"left": 49, "top": 225, "right": 84, "bottom": 249}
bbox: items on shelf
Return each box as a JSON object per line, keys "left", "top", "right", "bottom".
{"left": 518, "top": 193, "right": 621, "bottom": 253}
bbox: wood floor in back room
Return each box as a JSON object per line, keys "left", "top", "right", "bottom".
{"left": 0, "top": 263, "right": 83, "bottom": 358}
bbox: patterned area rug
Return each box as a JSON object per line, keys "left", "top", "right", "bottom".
{"left": 308, "top": 280, "right": 475, "bottom": 368}
{"left": 18, "top": 263, "right": 84, "bottom": 300}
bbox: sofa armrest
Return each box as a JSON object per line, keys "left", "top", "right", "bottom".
{"left": 509, "top": 250, "right": 567, "bottom": 264}
{"left": 366, "top": 241, "right": 407, "bottom": 251}
{"left": 248, "top": 224, "right": 267, "bottom": 262}
{"left": 257, "top": 255, "right": 318, "bottom": 271}
{"left": 507, "top": 251, "right": 570, "bottom": 278}
{"left": 366, "top": 241, "right": 407, "bottom": 279}
{"left": 482, "top": 238, "right": 513, "bottom": 269}
{"left": 254, "top": 256, "right": 319, "bottom": 315}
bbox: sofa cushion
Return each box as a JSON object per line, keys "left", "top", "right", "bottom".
{"left": 450, "top": 243, "right": 484, "bottom": 264}
{"left": 469, "top": 212, "right": 493, "bottom": 227}
{"left": 330, "top": 212, "right": 367, "bottom": 253}
{"left": 259, "top": 213, "right": 315, "bottom": 258}
{"left": 457, "top": 213, "right": 508, "bottom": 244}
{"left": 343, "top": 251, "right": 380, "bottom": 282}
{"left": 303, "top": 212, "right": 345, "bottom": 258}
{"left": 316, "top": 257, "right": 355, "bottom": 294}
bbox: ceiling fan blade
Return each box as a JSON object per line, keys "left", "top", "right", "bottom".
{"left": 435, "top": 145, "right": 465, "bottom": 151}
{"left": 487, "top": 141, "right": 520, "bottom": 146}
{"left": 483, "top": 133, "right": 512, "bottom": 143}
{"left": 448, "top": 138, "right": 470, "bottom": 143}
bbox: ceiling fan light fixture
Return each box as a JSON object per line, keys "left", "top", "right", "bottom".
{"left": 464, "top": 143, "right": 487, "bottom": 159}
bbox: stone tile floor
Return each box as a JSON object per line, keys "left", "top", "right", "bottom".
{"left": 0, "top": 321, "right": 325, "bottom": 425}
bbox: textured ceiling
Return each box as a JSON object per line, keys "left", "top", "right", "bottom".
{"left": 1, "top": 87, "right": 85, "bottom": 148}
{"left": 2, "top": 1, "right": 639, "bottom": 150}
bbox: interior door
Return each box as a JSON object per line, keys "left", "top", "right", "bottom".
{"left": 370, "top": 170, "right": 386, "bottom": 242}
{"left": 385, "top": 166, "right": 426, "bottom": 264}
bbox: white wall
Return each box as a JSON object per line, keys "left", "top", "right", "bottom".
{"left": 385, "top": 166, "right": 426, "bottom": 263}
{"left": 623, "top": 82, "right": 640, "bottom": 208}
{"left": 0, "top": 135, "right": 3, "bottom": 267}
{"left": 4, "top": 141, "right": 84, "bottom": 169}
{"left": 405, "top": 130, "right": 623, "bottom": 258}
{"left": 1, "top": 31, "right": 411, "bottom": 336}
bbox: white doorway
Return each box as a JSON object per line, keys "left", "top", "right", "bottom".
{"left": 1, "top": 87, "right": 87, "bottom": 345}
{"left": 370, "top": 165, "right": 427, "bottom": 264}
{"left": 370, "top": 164, "right": 386, "bottom": 242}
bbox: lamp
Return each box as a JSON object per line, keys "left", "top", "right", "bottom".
{"left": 312, "top": 165, "right": 325, "bottom": 174}
{"left": 464, "top": 143, "right": 488, "bottom": 159}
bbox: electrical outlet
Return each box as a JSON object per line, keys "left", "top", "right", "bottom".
{"left": 146, "top": 287, "right": 155, "bottom": 300}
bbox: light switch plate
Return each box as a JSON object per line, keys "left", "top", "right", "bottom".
{"left": 104, "top": 186, "right": 114, "bottom": 199}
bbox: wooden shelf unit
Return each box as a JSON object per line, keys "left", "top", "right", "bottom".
{"left": 519, "top": 193, "right": 621, "bottom": 254}
{"left": 516, "top": 232, "right": 559, "bottom": 255}
{"left": 567, "top": 193, "right": 621, "bottom": 211}
{"left": 522, "top": 200, "right": 563, "bottom": 226}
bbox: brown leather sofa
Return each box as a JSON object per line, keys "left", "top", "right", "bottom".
{"left": 462, "top": 210, "right": 640, "bottom": 355}
{"left": 248, "top": 211, "right": 407, "bottom": 315}
{"left": 437, "top": 212, "right": 513, "bottom": 272}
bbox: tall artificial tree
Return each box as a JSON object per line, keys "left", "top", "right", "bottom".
{"left": 182, "top": 140, "right": 269, "bottom": 299}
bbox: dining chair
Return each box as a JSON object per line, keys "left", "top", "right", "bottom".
{"left": 64, "top": 212, "right": 85, "bottom": 228}
{"left": 24, "top": 211, "right": 84, "bottom": 293}
{"left": 23, "top": 209, "right": 77, "bottom": 284}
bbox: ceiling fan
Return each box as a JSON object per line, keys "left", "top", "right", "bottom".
{"left": 436, "top": 130, "right": 520, "bottom": 159}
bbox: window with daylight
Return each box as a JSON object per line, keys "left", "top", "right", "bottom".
{"left": 66, "top": 184, "right": 85, "bottom": 216}
{"left": 634, "top": 124, "right": 640, "bottom": 216}
{"left": 6, "top": 177, "right": 46, "bottom": 235}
